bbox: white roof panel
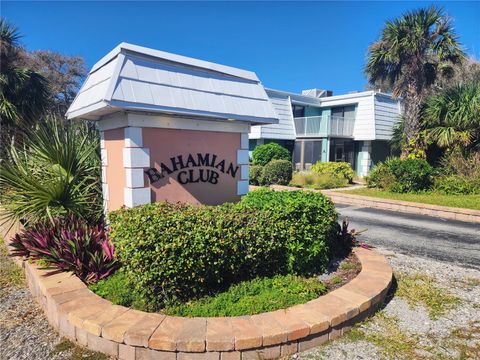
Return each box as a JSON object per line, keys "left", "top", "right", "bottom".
{"left": 67, "top": 43, "right": 278, "bottom": 125}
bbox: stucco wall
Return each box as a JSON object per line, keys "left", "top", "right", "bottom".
{"left": 143, "top": 128, "right": 242, "bottom": 205}
{"left": 103, "top": 128, "right": 126, "bottom": 211}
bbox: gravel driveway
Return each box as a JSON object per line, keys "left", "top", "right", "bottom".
{"left": 0, "top": 242, "right": 109, "bottom": 360}
{"left": 298, "top": 248, "right": 480, "bottom": 360}
{"left": 1, "top": 241, "right": 479, "bottom": 359}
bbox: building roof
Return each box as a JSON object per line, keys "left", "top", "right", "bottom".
{"left": 265, "top": 88, "right": 395, "bottom": 106}
{"left": 66, "top": 43, "right": 278, "bottom": 125}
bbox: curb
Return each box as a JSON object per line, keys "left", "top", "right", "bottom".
{"left": 5, "top": 241, "right": 392, "bottom": 359}
{"left": 262, "top": 185, "right": 480, "bottom": 224}
{"left": 324, "top": 190, "right": 480, "bottom": 224}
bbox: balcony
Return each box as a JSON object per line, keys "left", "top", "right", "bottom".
{"left": 294, "top": 115, "right": 354, "bottom": 138}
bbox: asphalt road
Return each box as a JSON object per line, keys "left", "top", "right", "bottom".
{"left": 336, "top": 204, "right": 480, "bottom": 270}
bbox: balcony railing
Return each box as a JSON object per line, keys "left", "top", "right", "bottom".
{"left": 294, "top": 115, "right": 355, "bottom": 138}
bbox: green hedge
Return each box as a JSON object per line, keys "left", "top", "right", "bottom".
{"left": 311, "top": 162, "right": 354, "bottom": 183}
{"left": 249, "top": 165, "right": 264, "bottom": 186}
{"left": 261, "top": 160, "right": 292, "bottom": 186}
{"left": 109, "top": 189, "right": 338, "bottom": 307}
{"left": 252, "top": 143, "right": 291, "bottom": 166}
{"left": 367, "top": 158, "right": 433, "bottom": 193}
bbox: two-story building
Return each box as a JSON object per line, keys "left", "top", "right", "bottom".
{"left": 249, "top": 88, "right": 402, "bottom": 177}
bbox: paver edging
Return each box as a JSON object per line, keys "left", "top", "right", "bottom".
{"left": 6, "top": 241, "right": 392, "bottom": 360}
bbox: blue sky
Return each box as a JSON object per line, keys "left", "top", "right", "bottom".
{"left": 4, "top": 1, "right": 479, "bottom": 95}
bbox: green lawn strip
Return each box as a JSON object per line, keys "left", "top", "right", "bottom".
{"left": 0, "top": 238, "right": 25, "bottom": 288}
{"left": 395, "top": 273, "right": 460, "bottom": 320}
{"left": 336, "top": 188, "right": 480, "bottom": 211}
{"left": 90, "top": 272, "right": 327, "bottom": 317}
{"left": 163, "top": 275, "right": 326, "bottom": 317}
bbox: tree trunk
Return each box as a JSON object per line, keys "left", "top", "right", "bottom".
{"left": 401, "top": 83, "right": 424, "bottom": 159}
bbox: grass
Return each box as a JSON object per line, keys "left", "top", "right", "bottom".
{"left": 345, "top": 313, "right": 422, "bottom": 359}
{"left": 163, "top": 275, "right": 326, "bottom": 317}
{"left": 50, "top": 339, "right": 108, "bottom": 360}
{"left": 163, "top": 275, "right": 327, "bottom": 317}
{"left": 337, "top": 188, "right": 480, "bottom": 210}
{"left": 395, "top": 273, "right": 460, "bottom": 320}
{"left": 90, "top": 272, "right": 328, "bottom": 317}
{"left": 344, "top": 312, "right": 480, "bottom": 360}
{"left": 290, "top": 171, "right": 348, "bottom": 190}
{"left": 339, "top": 261, "right": 360, "bottom": 271}
{"left": 0, "top": 238, "right": 24, "bottom": 288}
{"left": 88, "top": 271, "right": 149, "bottom": 311}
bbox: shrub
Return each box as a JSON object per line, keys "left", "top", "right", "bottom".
{"left": 433, "top": 175, "right": 480, "bottom": 195}
{"left": 252, "top": 143, "right": 291, "bottom": 166}
{"left": 366, "top": 161, "right": 397, "bottom": 190}
{"left": 0, "top": 117, "right": 103, "bottom": 225}
{"left": 311, "top": 162, "right": 354, "bottom": 183}
{"left": 10, "top": 215, "right": 118, "bottom": 283}
{"left": 367, "top": 157, "right": 433, "bottom": 193}
{"left": 439, "top": 151, "right": 480, "bottom": 178}
{"left": 109, "top": 189, "right": 338, "bottom": 307}
{"left": 261, "top": 159, "right": 292, "bottom": 185}
{"left": 162, "top": 275, "right": 327, "bottom": 317}
{"left": 249, "top": 165, "right": 264, "bottom": 186}
{"left": 290, "top": 171, "right": 348, "bottom": 189}
{"left": 240, "top": 189, "right": 339, "bottom": 271}
{"left": 388, "top": 158, "right": 433, "bottom": 193}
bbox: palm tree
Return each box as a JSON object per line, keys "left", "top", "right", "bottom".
{"left": 365, "top": 6, "right": 465, "bottom": 157}
{"left": 422, "top": 81, "right": 480, "bottom": 151}
{"left": 0, "top": 18, "right": 49, "bottom": 134}
{"left": 0, "top": 116, "right": 103, "bottom": 226}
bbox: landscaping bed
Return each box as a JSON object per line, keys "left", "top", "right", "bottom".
{"left": 89, "top": 188, "right": 356, "bottom": 314}
{"left": 3, "top": 188, "right": 393, "bottom": 359}
{"left": 89, "top": 253, "right": 361, "bottom": 317}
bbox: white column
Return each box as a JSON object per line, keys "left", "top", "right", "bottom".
{"left": 123, "top": 127, "right": 151, "bottom": 208}
{"left": 360, "top": 141, "right": 372, "bottom": 177}
{"left": 100, "top": 131, "right": 109, "bottom": 213}
{"left": 237, "top": 133, "right": 250, "bottom": 196}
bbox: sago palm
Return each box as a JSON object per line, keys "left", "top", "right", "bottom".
{"left": 422, "top": 81, "right": 480, "bottom": 150}
{"left": 365, "top": 6, "right": 465, "bottom": 157}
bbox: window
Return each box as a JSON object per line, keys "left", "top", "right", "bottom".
{"left": 292, "top": 105, "right": 305, "bottom": 118}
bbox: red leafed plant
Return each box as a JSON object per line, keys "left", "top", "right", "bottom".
{"left": 10, "top": 215, "right": 118, "bottom": 283}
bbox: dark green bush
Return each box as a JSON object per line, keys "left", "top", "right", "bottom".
{"left": 367, "top": 157, "right": 433, "bottom": 193}
{"left": 249, "top": 165, "right": 264, "bottom": 186}
{"left": 252, "top": 143, "right": 291, "bottom": 166}
{"left": 108, "top": 189, "right": 338, "bottom": 307}
{"left": 388, "top": 158, "right": 433, "bottom": 193}
{"left": 311, "top": 162, "right": 354, "bottom": 183}
{"left": 433, "top": 175, "right": 480, "bottom": 195}
{"left": 366, "top": 159, "right": 398, "bottom": 190}
{"left": 262, "top": 160, "right": 292, "bottom": 185}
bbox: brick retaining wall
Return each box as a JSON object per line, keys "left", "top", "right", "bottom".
{"left": 11, "top": 246, "right": 392, "bottom": 360}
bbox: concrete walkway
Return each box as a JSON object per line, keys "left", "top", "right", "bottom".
{"left": 337, "top": 204, "right": 480, "bottom": 270}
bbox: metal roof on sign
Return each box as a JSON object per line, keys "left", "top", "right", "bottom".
{"left": 66, "top": 43, "right": 278, "bottom": 126}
